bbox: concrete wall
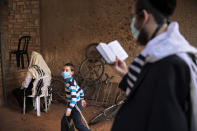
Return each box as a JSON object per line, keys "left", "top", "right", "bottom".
{"left": 172, "top": 0, "right": 197, "bottom": 47}
{"left": 40, "top": 0, "right": 138, "bottom": 76}
{"left": 40, "top": 0, "right": 197, "bottom": 77}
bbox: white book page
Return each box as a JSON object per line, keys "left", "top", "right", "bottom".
{"left": 108, "top": 40, "right": 128, "bottom": 61}
{"left": 96, "top": 43, "right": 116, "bottom": 64}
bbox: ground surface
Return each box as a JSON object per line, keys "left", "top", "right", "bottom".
{"left": 0, "top": 103, "right": 113, "bottom": 131}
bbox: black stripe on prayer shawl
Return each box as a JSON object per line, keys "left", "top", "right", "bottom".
{"left": 128, "top": 72, "right": 137, "bottom": 81}
{"left": 129, "top": 68, "right": 140, "bottom": 78}
{"left": 127, "top": 74, "right": 136, "bottom": 84}
{"left": 41, "top": 70, "right": 45, "bottom": 76}
{"left": 31, "top": 65, "right": 46, "bottom": 96}
{"left": 33, "top": 65, "right": 45, "bottom": 77}
{"left": 130, "top": 63, "right": 141, "bottom": 73}
{"left": 126, "top": 54, "right": 146, "bottom": 95}
{"left": 134, "top": 57, "right": 145, "bottom": 66}
{"left": 138, "top": 54, "right": 146, "bottom": 61}
{"left": 38, "top": 66, "right": 45, "bottom": 76}
{"left": 132, "top": 61, "right": 143, "bottom": 69}
{"left": 35, "top": 66, "right": 39, "bottom": 74}
{"left": 127, "top": 79, "right": 134, "bottom": 88}
{"left": 33, "top": 65, "right": 42, "bottom": 76}
{"left": 37, "top": 66, "right": 44, "bottom": 76}
{"left": 36, "top": 79, "right": 44, "bottom": 96}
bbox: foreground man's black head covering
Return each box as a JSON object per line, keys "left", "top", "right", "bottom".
{"left": 149, "top": 0, "right": 176, "bottom": 17}
{"left": 135, "top": 0, "right": 177, "bottom": 19}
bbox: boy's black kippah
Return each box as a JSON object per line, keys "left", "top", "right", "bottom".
{"left": 149, "top": 0, "right": 176, "bottom": 17}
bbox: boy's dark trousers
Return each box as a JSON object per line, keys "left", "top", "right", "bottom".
{"left": 61, "top": 101, "right": 90, "bottom": 131}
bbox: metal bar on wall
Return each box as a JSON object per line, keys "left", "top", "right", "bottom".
{"left": 0, "top": 0, "right": 8, "bottom": 106}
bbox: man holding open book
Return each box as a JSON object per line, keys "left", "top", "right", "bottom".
{"left": 109, "top": 0, "right": 197, "bottom": 131}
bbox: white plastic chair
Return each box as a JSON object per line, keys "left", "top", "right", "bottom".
{"left": 23, "top": 76, "right": 51, "bottom": 116}
{"left": 26, "top": 94, "right": 48, "bottom": 116}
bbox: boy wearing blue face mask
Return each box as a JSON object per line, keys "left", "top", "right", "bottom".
{"left": 61, "top": 63, "right": 90, "bottom": 131}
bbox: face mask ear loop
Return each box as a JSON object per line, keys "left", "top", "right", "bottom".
{"left": 131, "top": 17, "right": 145, "bottom": 39}
{"left": 135, "top": 12, "right": 150, "bottom": 39}
{"left": 150, "top": 19, "right": 167, "bottom": 39}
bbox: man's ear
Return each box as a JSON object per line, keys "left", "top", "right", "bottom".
{"left": 71, "top": 71, "right": 74, "bottom": 75}
{"left": 142, "top": 9, "right": 150, "bottom": 25}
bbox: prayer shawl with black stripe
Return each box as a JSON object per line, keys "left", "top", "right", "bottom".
{"left": 119, "top": 22, "right": 197, "bottom": 131}
{"left": 28, "top": 51, "right": 51, "bottom": 96}
{"left": 32, "top": 65, "right": 45, "bottom": 97}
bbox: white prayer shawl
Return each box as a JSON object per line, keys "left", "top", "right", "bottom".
{"left": 22, "top": 51, "right": 51, "bottom": 96}
{"left": 141, "top": 22, "right": 197, "bottom": 131}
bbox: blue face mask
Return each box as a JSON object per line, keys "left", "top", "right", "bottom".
{"left": 61, "top": 72, "right": 71, "bottom": 79}
{"left": 130, "top": 18, "right": 140, "bottom": 39}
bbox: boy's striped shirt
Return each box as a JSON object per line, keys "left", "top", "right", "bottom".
{"left": 64, "top": 77, "right": 84, "bottom": 112}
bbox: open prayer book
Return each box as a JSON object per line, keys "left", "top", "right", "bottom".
{"left": 96, "top": 40, "right": 128, "bottom": 64}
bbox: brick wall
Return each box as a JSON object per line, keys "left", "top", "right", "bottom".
{"left": 0, "top": 0, "right": 41, "bottom": 106}
{"left": 7, "top": 0, "right": 40, "bottom": 62}
{"left": 7, "top": 0, "right": 41, "bottom": 91}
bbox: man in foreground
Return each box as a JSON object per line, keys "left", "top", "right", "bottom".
{"left": 111, "top": 0, "right": 197, "bottom": 130}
